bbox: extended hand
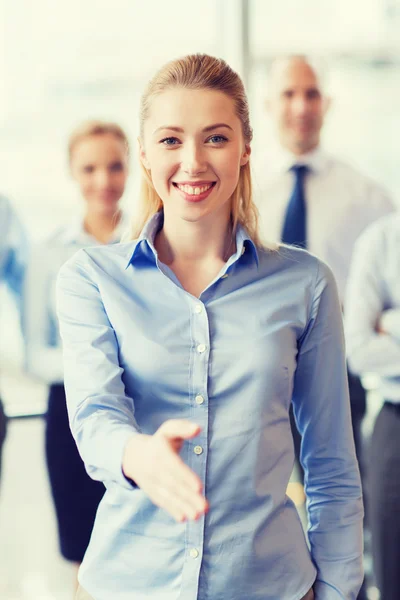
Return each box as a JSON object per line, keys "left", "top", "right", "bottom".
{"left": 122, "top": 419, "right": 208, "bottom": 522}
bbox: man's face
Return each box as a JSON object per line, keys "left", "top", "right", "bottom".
{"left": 268, "top": 58, "right": 330, "bottom": 155}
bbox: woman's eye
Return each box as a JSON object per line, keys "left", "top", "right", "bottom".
{"left": 110, "top": 162, "right": 123, "bottom": 172}
{"left": 207, "top": 135, "right": 228, "bottom": 144}
{"left": 160, "top": 137, "right": 180, "bottom": 146}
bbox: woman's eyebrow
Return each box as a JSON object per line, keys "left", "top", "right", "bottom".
{"left": 154, "top": 123, "right": 233, "bottom": 135}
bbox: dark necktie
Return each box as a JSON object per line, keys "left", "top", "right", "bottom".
{"left": 281, "top": 164, "right": 309, "bottom": 248}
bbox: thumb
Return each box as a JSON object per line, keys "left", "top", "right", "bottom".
{"left": 157, "top": 419, "right": 201, "bottom": 441}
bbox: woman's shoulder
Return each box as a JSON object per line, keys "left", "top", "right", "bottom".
{"left": 42, "top": 223, "right": 80, "bottom": 245}
{"left": 58, "top": 240, "right": 137, "bottom": 279}
{"left": 260, "top": 242, "right": 331, "bottom": 275}
{"left": 257, "top": 243, "right": 336, "bottom": 298}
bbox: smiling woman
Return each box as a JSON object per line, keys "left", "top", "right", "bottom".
{"left": 56, "top": 54, "right": 363, "bottom": 600}
{"left": 22, "top": 119, "right": 131, "bottom": 593}
{"left": 130, "top": 54, "right": 261, "bottom": 248}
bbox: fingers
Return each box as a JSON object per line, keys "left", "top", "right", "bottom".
{"left": 123, "top": 423, "right": 209, "bottom": 523}
{"left": 154, "top": 446, "right": 207, "bottom": 521}
{"left": 158, "top": 419, "right": 201, "bottom": 441}
{"left": 164, "top": 460, "right": 208, "bottom": 513}
{"left": 155, "top": 481, "right": 207, "bottom": 522}
{"left": 166, "top": 450, "right": 203, "bottom": 492}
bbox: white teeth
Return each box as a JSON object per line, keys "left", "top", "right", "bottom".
{"left": 177, "top": 183, "right": 213, "bottom": 195}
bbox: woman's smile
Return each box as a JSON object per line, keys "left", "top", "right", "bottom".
{"left": 172, "top": 181, "right": 217, "bottom": 203}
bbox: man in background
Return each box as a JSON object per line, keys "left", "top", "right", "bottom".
{"left": 0, "top": 194, "right": 27, "bottom": 485}
{"left": 256, "top": 54, "right": 395, "bottom": 599}
{"left": 346, "top": 213, "right": 400, "bottom": 600}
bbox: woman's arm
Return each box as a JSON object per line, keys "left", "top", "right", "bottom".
{"left": 22, "top": 244, "right": 64, "bottom": 383}
{"left": 56, "top": 250, "right": 144, "bottom": 487}
{"left": 56, "top": 249, "right": 207, "bottom": 520}
{"left": 293, "top": 261, "right": 363, "bottom": 600}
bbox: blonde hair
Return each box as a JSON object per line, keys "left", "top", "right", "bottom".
{"left": 130, "top": 53, "right": 263, "bottom": 247}
{"left": 68, "top": 119, "right": 130, "bottom": 163}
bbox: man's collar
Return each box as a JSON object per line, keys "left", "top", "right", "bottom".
{"left": 268, "top": 145, "right": 330, "bottom": 175}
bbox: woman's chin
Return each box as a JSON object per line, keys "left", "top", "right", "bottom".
{"left": 88, "top": 199, "right": 121, "bottom": 216}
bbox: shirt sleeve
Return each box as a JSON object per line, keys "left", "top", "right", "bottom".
{"left": 367, "top": 181, "right": 395, "bottom": 220}
{"left": 0, "top": 196, "right": 27, "bottom": 304}
{"left": 22, "top": 244, "right": 64, "bottom": 383}
{"left": 293, "top": 260, "right": 364, "bottom": 600}
{"left": 345, "top": 226, "right": 400, "bottom": 377}
{"left": 380, "top": 308, "right": 400, "bottom": 341}
{"left": 56, "top": 249, "right": 140, "bottom": 488}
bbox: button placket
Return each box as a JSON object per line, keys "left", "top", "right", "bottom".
{"left": 183, "top": 296, "right": 210, "bottom": 587}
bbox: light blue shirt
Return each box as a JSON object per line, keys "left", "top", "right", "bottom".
{"left": 57, "top": 212, "right": 363, "bottom": 600}
{"left": 0, "top": 194, "right": 27, "bottom": 303}
{"left": 346, "top": 213, "right": 400, "bottom": 402}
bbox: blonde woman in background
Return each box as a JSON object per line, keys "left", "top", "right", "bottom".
{"left": 57, "top": 55, "right": 363, "bottom": 600}
{"left": 23, "top": 121, "right": 130, "bottom": 592}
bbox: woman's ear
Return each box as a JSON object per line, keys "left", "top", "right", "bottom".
{"left": 138, "top": 137, "right": 150, "bottom": 170}
{"left": 240, "top": 144, "right": 251, "bottom": 167}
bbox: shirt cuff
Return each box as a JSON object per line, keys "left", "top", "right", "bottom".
{"left": 78, "top": 415, "right": 140, "bottom": 491}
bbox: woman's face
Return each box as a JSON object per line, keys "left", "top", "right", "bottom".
{"left": 70, "top": 133, "right": 129, "bottom": 216}
{"left": 140, "top": 88, "right": 250, "bottom": 226}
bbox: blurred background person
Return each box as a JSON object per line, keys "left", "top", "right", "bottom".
{"left": 256, "top": 53, "right": 394, "bottom": 487}
{"left": 0, "top": 195, "right": 27, "bottom": 487}
{"left": 22, "top": 120, "right": 131, "bottom": 593}
{"left": 255, "top": 54, "right": 396, "bottom": 599}
{"left": 346, "top": 213, "right": 400, "bottom": 600}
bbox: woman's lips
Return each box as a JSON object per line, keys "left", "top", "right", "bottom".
{"left": 173, "top": 181, "right": 216, "bottom": 203}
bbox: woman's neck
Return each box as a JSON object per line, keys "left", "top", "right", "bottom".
{"left": 154, "top": 210, "right": 236, "bottom": 298}
{"left": 155, "top": 210, "right": 235, "bottom": 266}
{"left": 84, "top": 210, "right": 121, "bottom": 244}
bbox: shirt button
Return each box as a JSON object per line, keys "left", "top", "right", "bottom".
{"left": 194, "top": 445, "right": 203, "bottom": 455}
{"left": 197, "top": 343, "right": 206, "bottom": 353}
{"left": 221, "top": 274, "right": 228, "bottom": 279}
{"left": 189, "top": 548, "right": 199, "bottom": 559}
{"left": 195, "top": 394, "right": 204, "bottom": 405}
{"left": 194, "top": 304, "right": 202, "bottom": 314}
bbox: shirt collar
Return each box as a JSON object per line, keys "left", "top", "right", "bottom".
{"left": 268, "top": 144, "right": 329, "bottom": 176}
{"left": 61, "top": 211, "right": 130, "bottom": 245}
{"left": 124, "top": 211, "right": 259, "bottom": 269}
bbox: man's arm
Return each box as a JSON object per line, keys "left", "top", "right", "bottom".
{"left": 345, "top": 223, "right": 400, "bottom": 377}
{"left": 378, "top": 308, "right": 400, "bottom": 341}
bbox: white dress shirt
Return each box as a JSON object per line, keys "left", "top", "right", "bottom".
{"left": 345, "top": 214, "right": 400, "bottom": 402}
{"left": 255, "top": 146, "right": 395, "bottom": 304}
{"left": 23, "top": 214, "right": 129, "bottom": 384}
